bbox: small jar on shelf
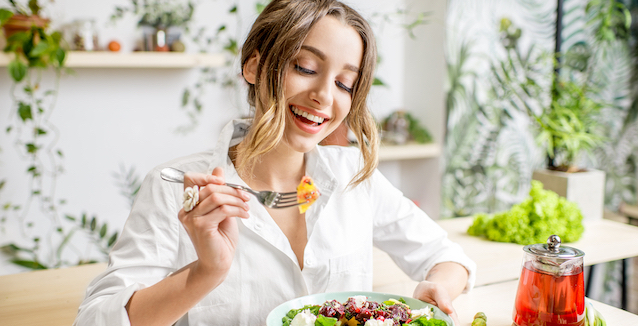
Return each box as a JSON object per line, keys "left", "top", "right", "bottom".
{"left": 69, "top": 19, "right": 99, "bottom": 51}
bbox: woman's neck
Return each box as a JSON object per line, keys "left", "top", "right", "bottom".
{"left": 231, "top": 142, "right": 306, "bottom": 192}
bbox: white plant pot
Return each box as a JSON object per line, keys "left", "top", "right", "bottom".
{"left": 532, "top": 169, "right": 606, "bottom": 221}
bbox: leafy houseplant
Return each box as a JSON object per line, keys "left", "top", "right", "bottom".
{"left": 534, "top": 79, "right": 605, "bottom": 172}
{"left": 1, "top": 1, "right": 119, "bottom": 271}
{"left": 1, "top": 0, "right": 65, "bottom": 76}
{"left": 532, "top": 0, "right": 631, "bottom": 221}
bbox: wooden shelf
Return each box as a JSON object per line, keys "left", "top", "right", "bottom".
{"left": 378, "top": 142, "right": 441, "bottom": 161}
{"left": 0, "top": 51, "right": 225, "bottom": 68}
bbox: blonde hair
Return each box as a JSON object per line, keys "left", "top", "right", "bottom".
{"left": 236, "top": 0, "right": 378, "bottom": 187}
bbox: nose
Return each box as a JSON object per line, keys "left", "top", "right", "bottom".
{"left": 309, "top": 76, "right": 334, "bottom": 108}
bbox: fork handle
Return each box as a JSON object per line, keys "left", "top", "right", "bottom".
{"left": 161, "top": 168, "right": 259, "bottom": 195}
{"left": 225, "top": 183, "right": 259, "bottom": 196}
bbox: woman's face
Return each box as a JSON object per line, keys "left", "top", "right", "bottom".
{"left": 281, "top": 15, "right": 363, "bottom": 153}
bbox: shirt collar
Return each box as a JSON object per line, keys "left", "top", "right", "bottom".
{"left": 207, "top": 119, "right": 252, "bottom": 181}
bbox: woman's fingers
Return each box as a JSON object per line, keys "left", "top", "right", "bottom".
{"left": 184, "top": 171, "right": 224, "bottom": 189}
{"left": 413, "top": 281, "right": 460, "bottom": 325}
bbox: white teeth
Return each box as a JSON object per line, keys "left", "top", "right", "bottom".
{"left": 291, "top": 106, "right": 325, "bottom": 124}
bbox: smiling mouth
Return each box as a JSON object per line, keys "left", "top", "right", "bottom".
{"left": 290, "top": 106, "right": 328, "bottom": 126}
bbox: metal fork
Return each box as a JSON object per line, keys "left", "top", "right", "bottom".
{"left": 159, "top": 167, "right": 301, "bottom": 209}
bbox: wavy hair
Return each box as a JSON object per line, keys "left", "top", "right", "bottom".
{"left": 236, "top": 0, "right": 378, "bottom": 187}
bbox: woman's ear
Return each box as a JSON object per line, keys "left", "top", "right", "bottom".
{"left": 242, "top": 50, "right": 260, "bottom": 85}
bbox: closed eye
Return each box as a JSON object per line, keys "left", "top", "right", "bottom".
{"left": 294, "top": 64, "right": 315, "bottom": 75}
{"left": 337, "top": 81, "right": 353, "bottom": 94}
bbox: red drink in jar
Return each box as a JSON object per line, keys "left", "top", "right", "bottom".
{"left": 513, "top": 235, "right": 585, "bottom": 326}
{"left": 513, "top": 262, "right": 585, "bottom": 326}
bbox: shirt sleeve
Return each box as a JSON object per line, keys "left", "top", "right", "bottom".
{"left": 74, "top": 167, "right": 183, "bottom": 326}
{"left": 370, "top": 170, "right": 477, "bottom": 293}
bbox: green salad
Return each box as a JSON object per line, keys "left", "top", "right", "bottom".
{"left": 282, "top": 296, "right": 447, "bottom": 326}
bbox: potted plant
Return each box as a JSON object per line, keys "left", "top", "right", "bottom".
{"left": 110, "top": 0, "right": 195, "bottom": 51}
{"left": 1, "top": 0, "right": 49, "bottom": 37}
{"left": 531, "top": 0, "right": 631, "bottom": 222}
{"left": 1, "top": 0, "right": 66, "bottom": 78}
{"left": 531, "top": 78, "right": 607, "bottom": 221}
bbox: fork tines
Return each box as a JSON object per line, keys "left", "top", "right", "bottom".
{"left": 274, "top": 193, "right": 302, "bottom": 208}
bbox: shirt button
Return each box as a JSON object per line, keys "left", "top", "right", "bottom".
{"left": 254, "top": 222, "right": 262, "bottom": 231}
{"left": 305, "top": 258, "right": 314, "bottom": 267}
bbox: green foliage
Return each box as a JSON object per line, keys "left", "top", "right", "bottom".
{"left": 407, "top": 317, "right": 447, "bottom": 326}
{"left": 111, "top": 0, "right": 195, "bottom": 28}
{"left": 586, "top": 0, "right": 631, "bottom": 44}
{"left": 0, "top": 213, "right": 119, "bottom": 269}
{"left": 0, "top": 1, "right": 120, "bottom": 272}
{"left": 4, "top": 0, "right": 46, "bottom": 16}
{"left": 382, "top": 111, "right": 433, "bottom": 144}
{"left": 315, "top": 315, "right": 338, "bottom": 326}
{"left": 2, "top": 27, "right": 66, "bottom": 78}
{"left": 535, "top": 79, "right": 605, "bottom": 168}
{"left": 113, "top": 164, "right": 142, "bottom": 209}
{"left": 404, "top": 112, "right": 433, "bottom": 144}
{"left": 467, "top": 180, "right": 584, "bottom": 245}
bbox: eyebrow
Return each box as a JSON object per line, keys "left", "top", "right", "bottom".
{"left": 301, "top": 45, "right": 360, "bottom": 73}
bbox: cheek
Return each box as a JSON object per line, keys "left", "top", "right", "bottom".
{"left": 334, "top": 96, "right": 353, "bottom": 121}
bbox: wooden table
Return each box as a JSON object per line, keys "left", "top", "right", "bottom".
{"left": 373, "top": 216, "right": 638, "bottom": 298}
{"left": 0, "top": 262, "right": 107, "bottom": 326}
{"left": 440, "top": 216, "right": 638, "bottom": 286}
{"left": 453, "top": 280, "right": 638, "bottom": 326}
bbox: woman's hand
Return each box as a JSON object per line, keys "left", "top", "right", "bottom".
{"left": 178, "top": 167, "right": 251, "bottom": 280}
{"left": 413, "top": 281, "right": 460, "bottom": 326}
{"left": 413, "top": 262, "right": 469, "bottom": 326}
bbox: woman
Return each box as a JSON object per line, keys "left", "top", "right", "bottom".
{"left": 75, "top": 0, "right": 475, "bottom": 325}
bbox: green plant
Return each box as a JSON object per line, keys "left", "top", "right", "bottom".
{"left": 1, "top": 0, "right": 67, "bottom": 234}
{"left": 381, "top": 111, "right": 432, "bottom": 144}
{"left": 539, "top": 0, "right": 631, "bottom": 171}
{"left": 111, "top": 0, "right": 195, "bottom": 29}
{"left": 586, "top": 0, "right": 631, "bottom": 44}
{"left": 0, "top": 213, "right": 119, "bottom": 269}
{"left": 535, "top": 79, "right": 605, "bottom": 171}
{"left": 0, "top": 1, "right": 122, "bottom": 271}
{"left": 3, "top": 0, "right": 47, "bottom": 16}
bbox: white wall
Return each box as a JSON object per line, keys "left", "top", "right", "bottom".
{"left": 0, "top": 0, "right": 445, "bottom": 274}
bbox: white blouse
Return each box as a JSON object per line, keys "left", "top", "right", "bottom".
{"left": 74, "top": 120, "right": 476, "bottom": 326}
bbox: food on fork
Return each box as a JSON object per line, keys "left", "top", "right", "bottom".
{"left": 297, "top": 175, "right": 320, "bottom": 213}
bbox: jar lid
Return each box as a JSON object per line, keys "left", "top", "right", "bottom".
{"left": 524, "top": 235, "right": 584, "bottom": 259}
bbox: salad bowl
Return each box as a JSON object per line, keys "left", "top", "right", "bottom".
{"left": 266, "top": 291, "right": 454, "bottom": 326}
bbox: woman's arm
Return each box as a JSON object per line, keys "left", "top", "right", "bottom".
{"left": 126, "top": 167, "right": 250, "bottom": 326}
{"left": 125, "top": 260, "right": 223, "bottom": 325}
{"left": 125, "top": 260, "right": 226, "bottom": 325}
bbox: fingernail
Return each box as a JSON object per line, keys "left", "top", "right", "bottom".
{"left": 243, "top": 192, "right": 250, "bottom": 201}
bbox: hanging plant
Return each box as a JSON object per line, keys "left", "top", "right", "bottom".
{"left": 0, "top": 1, "right": 119, "bottom": 270}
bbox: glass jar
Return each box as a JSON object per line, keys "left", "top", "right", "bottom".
{"left": 384, "top": 110, "right": 410, "bottom": 145}
{"left": 513, "top": 235, "right": 586, "bottom": 326}
{"left": 71, "top": 19, "right": 98, "bottom": 51}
